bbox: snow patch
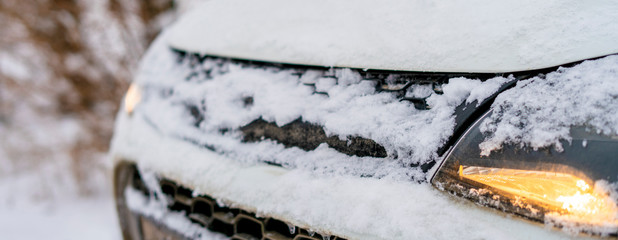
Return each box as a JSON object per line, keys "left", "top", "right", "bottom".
{"left": 479, "top": 55, "right": 618, "bottom": 156}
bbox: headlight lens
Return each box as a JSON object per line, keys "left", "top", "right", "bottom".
{"left": 432, "top": 111, "right": 618, "bottom": 234}
{"left": 124, "top": 83, "right": 141, "bottom": 114}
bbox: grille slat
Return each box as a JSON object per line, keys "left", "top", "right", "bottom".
{"left": 148, "top": 178, "right": 344, "bottom": 240}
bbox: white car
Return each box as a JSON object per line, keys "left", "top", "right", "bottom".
{"left": 110, "top": 0, "right": 618, "bottom": 239}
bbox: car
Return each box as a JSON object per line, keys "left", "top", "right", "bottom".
{"left": 110, "top": 0, "right": 618, "bottom": 239}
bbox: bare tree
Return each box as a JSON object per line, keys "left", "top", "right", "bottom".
{"left": 0, "top": 0, "right": 173, "bottom": 199}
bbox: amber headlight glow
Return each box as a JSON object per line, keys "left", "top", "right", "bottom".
{"left": 432, "top": 111, "right": 618, "bottom": 235}
{"left": 124, "top": 83, "right": 142, "bottom": 114}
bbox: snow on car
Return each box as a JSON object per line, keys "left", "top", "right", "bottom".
{"left": 110, "top": 0, "right": 618, "bottom": 239}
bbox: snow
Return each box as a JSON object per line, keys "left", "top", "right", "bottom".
{"left": 0, "top": 53, "right": 30, "bottom": 79}
{"left": 0, "top": 148, "right": 121, "bottom": 240}
{"left": 130, "top": 30, "right": 512, "bottom": 181}
{"left": 167, "top": 0, "right": 618, "bottom": 72}
{"left": 0, "top": 194, "right": 120, "bottom": 240}
{"left": 479, "top": 55, "right": 618, "bottom": 155}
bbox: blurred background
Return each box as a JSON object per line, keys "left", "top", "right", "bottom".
{"left": 0, "top": 0, "right": 202, "bottom": 238}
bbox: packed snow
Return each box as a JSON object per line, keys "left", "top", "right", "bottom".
{"left": 168, "top": 0, "right": 618, "bottom": 72}
{"left": 479, "top": 55, "right": 618, "bottom": 156}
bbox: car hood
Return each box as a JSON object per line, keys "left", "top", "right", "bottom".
{"left": 167, "top": 0, "right": 618, "bottom": 73}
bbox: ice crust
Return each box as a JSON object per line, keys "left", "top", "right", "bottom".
{"left": 133, "top": 30, "right": 511, "bottom": 181}
{"left": 479, "top": 55, "right": 618, "bottom": 155}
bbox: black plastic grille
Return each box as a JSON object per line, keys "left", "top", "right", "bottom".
{"left": 136, "top": 175, "right": 346, "bottom": 240}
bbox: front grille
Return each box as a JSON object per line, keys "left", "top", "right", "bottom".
{"left": 136, "top": 174, "right": 346, "bottom": 240}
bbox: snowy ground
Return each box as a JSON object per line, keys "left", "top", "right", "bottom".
{"left": 0, "top": 196, "right": 121, "bottom": 240}
{"left": 0, "top": 168, "right": 120, "bottom": 239}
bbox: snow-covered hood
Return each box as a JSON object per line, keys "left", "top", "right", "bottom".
{"left": 167, "top": 0, "right": 618, "bottom": 73}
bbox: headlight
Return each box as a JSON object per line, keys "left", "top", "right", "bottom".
{"left": 432, "top": 111, "right": 618, "bottom": 234}
{"left": 124, "top": 83, "right": 142, "bottom": 114}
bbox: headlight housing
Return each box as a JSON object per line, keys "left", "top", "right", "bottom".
{"left": 432, "top": 111, "right": 618, "bottom": 235}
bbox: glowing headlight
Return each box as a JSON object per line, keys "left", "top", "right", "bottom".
{"left": 432, "top": 111, "right": 618, "bottom": 234}
{"left": 458, "top": 166, "right": 612, "bottom": 217}
{"left": 124, "top": 83, "right": 141, "bottom": 114}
